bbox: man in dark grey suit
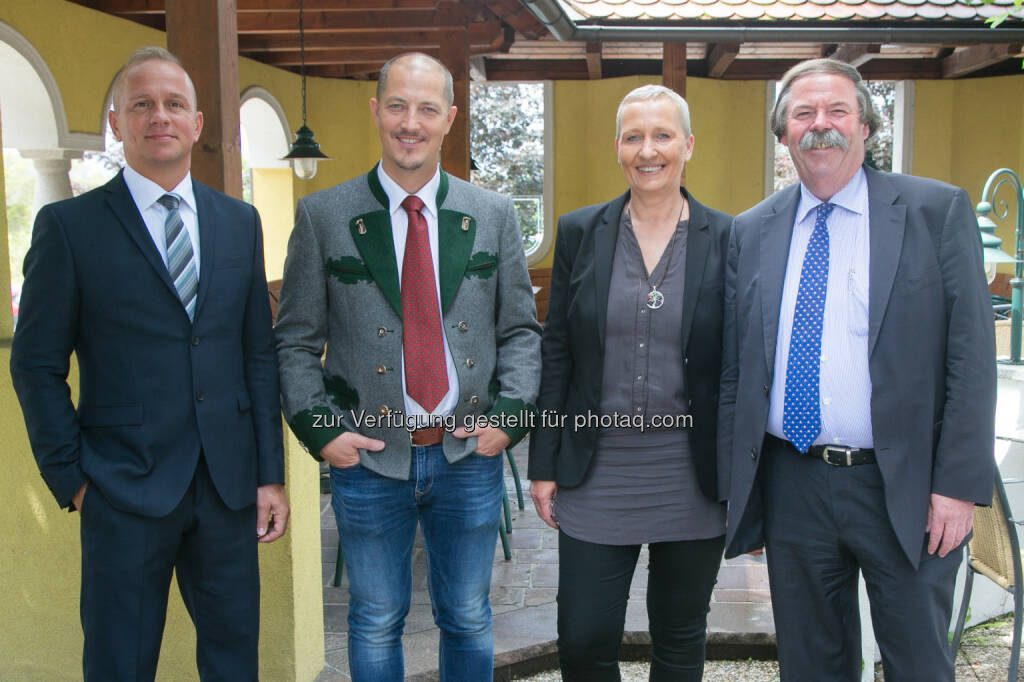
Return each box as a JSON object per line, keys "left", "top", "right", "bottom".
{"left": 718, "top": 58, "right": 995, "bottom": 681}
{"left": 10, "top": 47, "right": 288, "bottom": 680}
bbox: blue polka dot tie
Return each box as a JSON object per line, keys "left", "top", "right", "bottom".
{"left": 783, "top": 202, "right": 834, "bottom": 453}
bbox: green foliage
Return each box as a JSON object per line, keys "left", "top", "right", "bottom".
{"left": 4, "top": 149, "right": 34, "bottom": 288}
{"left": 470, "top": 82, "right": 545, "bottom": 252}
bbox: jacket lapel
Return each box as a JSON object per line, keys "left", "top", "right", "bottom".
{"left": 865, "top": 167, "right": 906, "bottom": 356}
{"left": 435, "top": 172, "right": 477, "bottom": 313}
{"left": 192, "top": 179, "right": 216, "bottom": 321}
{"left": 103, "top": 172, "right": 180, "bottom": 303}
{"left": 351, "top": 168, "right": 401, "bottom": 317}
{"left": 593, "top": 192, "right": 628, "bottom": 352}
{"left": 680, "top": 189, "right": 710, "bottom": 359}
{"left": 760, "top": 184, "right": 800, "bottom": 372}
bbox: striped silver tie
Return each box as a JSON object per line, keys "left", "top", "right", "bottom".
{"left": 157, "top": 193, "right": 198, "bottom": 321}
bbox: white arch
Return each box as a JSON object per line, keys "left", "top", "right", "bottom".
{"left": 240, "top": 86, "right": 291, "bottom": 169}
{"left": 0, "top": 21, "right": 102, "bottom": 152}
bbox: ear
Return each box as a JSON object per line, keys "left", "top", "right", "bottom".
{"left": 108, "top": 109, "right": 123, "bottom": 142}
{"left": 369, "top": 97, "right": 379, "bottom": 119}
{"left": 683, "top": 134, "right": 695, "bottom": 162}
{"left": 192, "top": 111, "right": 204, "bottom": 142}
{"left": 443, "top": 105, "right": 457, "bottom": 135}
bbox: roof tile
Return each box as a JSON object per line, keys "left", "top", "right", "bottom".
{"left": 676, "top": 3, "right": 709, "bottom": 17}
{"left": 643, "top": 2, "right": 678, "bottom": 16}
{"left": 735, "top": 2, "right": 768, "bottom": 15}
{"left": 915, "top": 4, "right": 949, "bottom": 17}
{"left": 885, "top": 3, "right": 919, "bottom": 15}
{"left": 945, "top": 2, "right": 978, "bottom": 16}
{"left": 765, "top": 3, "right": 798, "bottom": 17}
{"left": 795, "top": 3, "right": 828, "bottom": 15}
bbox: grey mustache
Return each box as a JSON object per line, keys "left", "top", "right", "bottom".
{"left": 799, "top": 129, "right": 848, "bottom": 151}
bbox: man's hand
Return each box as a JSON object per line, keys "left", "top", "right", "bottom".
{"left": 256, "top": 484, "right": 290, "bottom": 543}
{"left": 451, "top": 425, "right": 511, "bottom": 456}
{"left": 319, "top": 431, "right": 386, "bottom": 469}
{"left": 530, "top": 480, "right": 559, "bottom": 529}
{"left": 71, "top": 482, "right": 88, "bottom": 511}
{"left": 926, "top": 492, "right": 974, "bottom": 557}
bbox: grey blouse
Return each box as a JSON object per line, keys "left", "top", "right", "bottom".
{"left": 554, "top": 208, "right": 726, "bottom": 545}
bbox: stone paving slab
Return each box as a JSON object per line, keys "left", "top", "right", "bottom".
{"left": 315, "top": 439, "right": 775, "bottom": 681}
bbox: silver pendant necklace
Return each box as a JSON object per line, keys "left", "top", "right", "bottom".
{"left": 627, "top": 198, "right": 686, "bottom": 310}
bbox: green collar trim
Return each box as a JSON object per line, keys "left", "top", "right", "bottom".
{"left": 367, "top": 162, "right": 450, "bottom": 210}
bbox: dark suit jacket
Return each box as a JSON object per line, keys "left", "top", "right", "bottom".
{"left": 528, "top": 188, "right": 732, "bottom": 502}
{"left": 718, "top": 166, "right": 996, "bottom": 567}
{"left": 10, "top": 171, "right": 284, "bottom": 517}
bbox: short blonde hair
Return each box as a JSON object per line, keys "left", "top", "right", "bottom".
{"left": 615, "top": 85, "right": 691, "bottom": 140}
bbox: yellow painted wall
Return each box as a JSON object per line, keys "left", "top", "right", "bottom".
{"left": 914, "top": 76, "right": 1024, "bottom": 275}
{"left": 253, "top": 168, "right": 296, "bottom": 281}
{"left": 0, "top": 112, "right": 11, "bottom": 339}
{"left": 544, "top": 75, "right": 765, "bottom": 269}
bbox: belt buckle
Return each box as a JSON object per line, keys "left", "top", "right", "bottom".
{"left": 822, "top": 446, "right": 853, "bottom": 467}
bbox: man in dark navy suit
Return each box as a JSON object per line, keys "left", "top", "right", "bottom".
{"left": 10, "top": 46, "right": 288, "bottom": 681}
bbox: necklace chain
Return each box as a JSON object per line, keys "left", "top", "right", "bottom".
{"left": 626, "top": 197, "right": 686, "bottom": 310}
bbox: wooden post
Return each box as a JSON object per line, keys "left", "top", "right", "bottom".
{"left": 662, "top": 42, "right": 687, "bottom": 98}
{"left": 439, "top": 8, "right": 471, "bottom": 181}
{"left": 166, "top": 0, "right": 243, "bottom": 198}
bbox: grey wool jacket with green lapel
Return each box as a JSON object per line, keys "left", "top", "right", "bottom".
{"left": 275, "top": 165, "right": 542, "bottom": 480}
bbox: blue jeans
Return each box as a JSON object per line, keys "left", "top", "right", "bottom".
{"left": 331, "top": 444, "right": 503, "bottom": 681}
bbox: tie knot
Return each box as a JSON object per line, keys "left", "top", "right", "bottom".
{"left": 815, "top": 202, "right": 835, "bottom": 222}
{"left": 157, "top": 193, "right": 181, "bottom": 211}
{"left": 401, "top": 195, "right": 425, "bottom": 215}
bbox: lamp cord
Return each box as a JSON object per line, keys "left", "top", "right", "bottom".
{"left": 299, "top": 0, "right": 307, "bottom": 125}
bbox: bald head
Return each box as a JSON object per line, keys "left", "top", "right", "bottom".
{"left": 376, "top": 52, "right": 454, "bottom": 107}
{"left": 111, "top": 46, "right": 197, "bottom": 112}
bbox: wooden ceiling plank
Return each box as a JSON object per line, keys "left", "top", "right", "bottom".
{"left": 238, "top": 21, "right": 502, "bottom": 51}
{"left": 833, "top": 43, "right": 881, "bottom": 68}
{"left": 942, "top": 44, "right": 1023, "bottom": 78}
{"left": 707, "top": 42, "right": 740, "bottom": 78}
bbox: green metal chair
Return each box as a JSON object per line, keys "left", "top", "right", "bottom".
{"left": 333, "top": 449, "right": 524, "bottom": 586}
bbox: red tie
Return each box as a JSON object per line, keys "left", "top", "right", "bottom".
{"left": 400, "top": 195, "right": 449, "bottom": 412}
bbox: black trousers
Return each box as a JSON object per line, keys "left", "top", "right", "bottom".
{"left": 761, "top": 435, "right": 964, "bottom": 682}
{"left": 557, "top": 529, "right": 725, "bottom": 681}
{"left": 79, "top": 455, "right": 259, "bottom": 682}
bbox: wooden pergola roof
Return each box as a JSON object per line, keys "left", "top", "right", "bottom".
{"left": 69, "top": 0, "right": 1024, "bottom": 81}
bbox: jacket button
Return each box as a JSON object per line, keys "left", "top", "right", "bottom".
{"left": 191, "top": 336, "right": 200, "bottom": 346}
{"left": 457, "top": 321, "right": 468, "bottom": 332}
{"left": 684, "top": 356, "right": 689, "bottom": 366}
{"left": 763, "top": 385, "right": 770, "bottom": 395}
{"left": 378, "top": 327, "right": 387, "bottom": 337}
{"left": 196, "top": 392, "right": 205, "bottom": 402}
{"left": 750, "top": 447, "right": 757, "bottom": 460}
{"left": 376, "top": 365, "right": 387, "bottom": 375}
{"left": 465, "top": 358, "right": 475, "bottom": 368}
{"left": 378, "top": 405, "right": 389, "bottom": 416}
{"left": 470, "top": 395, "right": 479, "bottom": 405}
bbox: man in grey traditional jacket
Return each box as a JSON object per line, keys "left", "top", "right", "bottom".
{"left": 274, "top": 52, "right": 541, "bottom": 681}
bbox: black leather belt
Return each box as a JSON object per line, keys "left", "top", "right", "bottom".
{"left": 766, "top": 434, "right": 875, "bottom": 467}
{"left": 806, "top": 443, "right": 876, "bottom": 467}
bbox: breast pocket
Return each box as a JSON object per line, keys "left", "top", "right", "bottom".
{"left": 847, "top": 270, "right": 869, "bottom": 337}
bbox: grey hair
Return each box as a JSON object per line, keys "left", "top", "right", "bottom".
{"left": 615, "top": 84, "right": 692, "bottom": 140}
{"left": 769, "top": 58, "right": 881, "bottom": 140}
{"left": 376, "top": 52, "right": 454, "bottom": 107}
{"left": 110, "top": 46, "right": 196, "bottom": 111}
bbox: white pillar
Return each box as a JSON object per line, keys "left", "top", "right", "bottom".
{"left": 20, "top": 149, "right": 81, "bottom": 220}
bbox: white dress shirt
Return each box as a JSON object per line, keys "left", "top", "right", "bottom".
{"left": 767, "top": 168, "right": 874, "bottom": 448}
{"left": 377, "top": 163, "right": 460, "bottom": 424}
{"left": 122, "top": 164, "right": 200, "bottom": 278}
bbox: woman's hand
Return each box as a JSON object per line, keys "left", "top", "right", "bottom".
{"left": 530, "top": 480, "right": 559, "bottom": 529}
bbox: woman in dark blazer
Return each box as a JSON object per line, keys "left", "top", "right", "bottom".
{"left": 528, "top": 85, "right": 731, "bottom": 681}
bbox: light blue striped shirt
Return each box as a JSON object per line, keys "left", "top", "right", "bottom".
{"left": 767, "top": 168, "right": 874, "bottom": 448}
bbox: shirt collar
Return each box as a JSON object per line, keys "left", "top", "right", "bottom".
{"left": 376, "top": 163, "right": 441, "bottom": 221}
{"left": 122, "top": 164, "right": 196, "bottom": 214}
{"left": 796, "top": 166, "right": 867, "bottom": 224}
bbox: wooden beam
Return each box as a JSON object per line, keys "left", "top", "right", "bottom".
{"left": 477, "top": 0, "right": 548, "bottom": 40}
{"left": 166, "top": 0, "right": 242, "bottom": 199}
{"left": 585, "top": 42, "right": 602, "bottom": 80}
{"left": 238, "top": 21, "right": 503, "bottom": 51}
{"left": 440, "top": 25, "right": 471, "bottom": 181}
{"left": 236, "top": 8, "right": 480, "bottom": 33}
{"left": 706, "top": 42, "right": 740, "bottom": 78}
{"left": 942, "top": 44, "right": 1023, "bottom": 78}
{"left": 662, "top": 41, "right": 687, "bottom": 98}
{"left": 832, "top": 43, "right": 881, "bottom": 68}
{"left": 265, "top": 41, "right": 504, "bottom": 67}
{"left": 484, "top": 58, "right": 588, "bottom": 80}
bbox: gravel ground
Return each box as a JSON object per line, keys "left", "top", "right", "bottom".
{"left": 512, "top": 614, "right": 1021, "bottom": 681}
